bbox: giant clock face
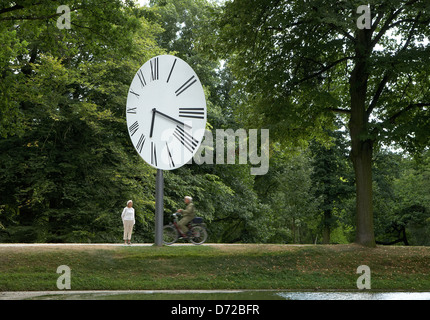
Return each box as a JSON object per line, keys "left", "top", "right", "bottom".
{"left": 126, "top": 55, "right": 207, "bottom": 170}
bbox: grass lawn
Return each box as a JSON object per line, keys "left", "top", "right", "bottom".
{"left": 0, "top": 244, "right": 429, "bottom": 291}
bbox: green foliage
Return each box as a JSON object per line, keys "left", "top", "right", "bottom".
{"left": 0, "top": 0, "right": 266, "bottom": 244}
{"left": 308, "top": 127, "right": 356, "bottom": 243}
{"left": 207, "top": 0, "right": 430, "bottom": 246}
{"left": 0, "top": 0, "right": 164, "bottom": 242}
{"left": 250, "top": 147, "right": 309, "bottom": 243}
{"left": 1, "top": 0, "right": 429, "bottom": 246}
{"left": 373, "top": 150, "right": 430, "bottom": 245}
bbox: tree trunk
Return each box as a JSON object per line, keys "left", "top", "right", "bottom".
{"left": 322, "top": 210, "right": 331, "bottom": 244}
{"left": 402, "top": 226, "right": 409, "bottom": 246}
{"left": 350, "top": 138, "right": 375, "bottom": 247}
{"left": 348, "top": 29, "right": 376, "bottom": 248}
{"left": 291, "top": 217, "right": 296, "bottom": 244}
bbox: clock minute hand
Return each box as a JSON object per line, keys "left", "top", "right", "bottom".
{"left": 153, "top": 109, "right": 192, "bottom": 129}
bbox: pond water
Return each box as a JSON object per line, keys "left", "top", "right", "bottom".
{"left": 277, "top": 291, "right": 430, "bottom": 300}
{"left": 26, "top": 290, "right": 430, "bottom": 300}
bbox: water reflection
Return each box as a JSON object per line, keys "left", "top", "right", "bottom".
{"left": 14, "top": 290, "right": 430, "bottom": 300}
{"left": 278, "top": 292, "right": 430, "bottom": 300}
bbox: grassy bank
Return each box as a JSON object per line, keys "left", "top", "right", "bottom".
{"left": 1, "top": 244, "right": 429, "bottom": 291}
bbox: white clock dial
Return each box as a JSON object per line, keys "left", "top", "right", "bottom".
{"left": 126, "top": 55, "right": 207, "bottom": 170}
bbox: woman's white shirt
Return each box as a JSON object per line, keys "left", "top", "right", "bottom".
{"left": 121, "top": 207, "right": 135, "bottom": 224}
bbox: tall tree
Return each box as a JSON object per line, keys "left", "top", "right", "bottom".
{"left": 0, "top": 0, "right": 165, "bottom": 242}
{"left": 209, "top": 0, "right": 430, "bottom": 246}
{"left": 255, "top": 147, "right": 321, "bottom": 243}
{"left": 309, "top": 128, "right": 354, "bottom": 244}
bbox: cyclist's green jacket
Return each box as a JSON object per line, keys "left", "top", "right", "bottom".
{"left": 182, "top": 203, "right": 195, "bottom": 218}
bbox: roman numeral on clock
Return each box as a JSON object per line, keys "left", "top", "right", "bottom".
{"left": 151, "top": 141, "right": 157, "bottom": 166}
{"left": 127, "top": 107, "right": 137, "bottom": 114}
{"left": 173, "top": 125, "right": 198, "bottom": 153}
{"left": 136, "top": 134, "right": 146, "bottom": 153}
{"left": 166, "top": 58, "right": 177, "bottom": 83}
{"left": 175, "top": 75, "right": 197, "bottom": 96}
{"left": 179, "top": 108, "right": 204, "bottom": 119}
{"left": 150, "top": 57, "right": 159, "bottom": 81}
{"left": 137, "top": 69, "right": 147, "bottom": 88}
{"left": 130, "top": 88, "right": 140, "bottom": 98}
{"left": 128, "top": 121, "right": 139, "bottom": 136}
{"left": 166, "top": 142, "right": 175, "bottom": 168}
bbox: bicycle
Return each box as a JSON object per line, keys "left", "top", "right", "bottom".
{"left": 163, "top": 213, "right": 208, "bottom": 245}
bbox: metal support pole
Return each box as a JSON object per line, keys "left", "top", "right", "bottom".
{"left": 155, "top": 169, "right": 164, "bottom": 246}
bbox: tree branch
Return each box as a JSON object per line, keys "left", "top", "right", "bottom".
{"left": 328, "top": 108, "right": 351, "bottom": 115}
{"left": 328, "top": 23, "right": 355, "bottom": 43}
{"left": 264, "top": 20, "right": 311, "bottom": 33}
{"left": 0, "top": 2, "right": 49, "bottom": 16}
{"left": 370, "top": 11, "right": 384, "bottom": 33}
{"left": 0, "top": 4, "right": 84, "bottom": 22}
{"left": 371, "top": 8, "right": 404, "bottom": 48}
{"left": 0, "top": 4, "right": 24, "bottom": 15}
{"left": 366, "top": 72, "right": 391, "bottom": 119}
{"left": 293, "top": 56, "right": 351, "bottom": 85}
{"left": 387, "top": 18, "right": 418, "bottom": 29}
{"left": 388, "top": 103, "right": 430, "bottom": 124}
{"left": 367, "top": 11, "right": 422, "bottom": 119}
{"left": 0, "top": 13, "right": 61, "bottom": 21}
{"left": 399, "top": 12, "right": 421, "bottom": 52}
{"left": 370, "top": 0, "right": 422, "bottom": 49}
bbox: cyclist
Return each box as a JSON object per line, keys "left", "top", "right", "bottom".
{"left": 176, "top": 196, "right": 195, "bottom": 237}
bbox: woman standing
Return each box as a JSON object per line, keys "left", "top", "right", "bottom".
{"left": 121, "top": 200, "right": 135, "bottom": 245}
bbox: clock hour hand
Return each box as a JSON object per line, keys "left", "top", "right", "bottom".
{"left": 153, "top": 108, "right": 192, "bottom": 129}
{"left": 150, "top": 108, "right": 156, "bottom": 138}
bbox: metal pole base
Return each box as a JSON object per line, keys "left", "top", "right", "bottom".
{"left": 155, "top": 169, "right": 164, "bottom": 246}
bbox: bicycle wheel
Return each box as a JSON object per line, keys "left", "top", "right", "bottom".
{"left": 163, "top": 224, "right": 178, "bottom": 245}
{"left": 189, "top": 225, "right": 208, "bottom": 245}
